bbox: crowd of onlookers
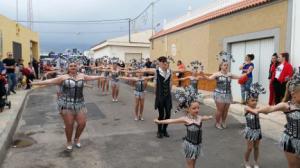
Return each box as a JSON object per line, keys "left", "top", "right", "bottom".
{"left": 0, "top": 52, "right": 39, "bottom": 112}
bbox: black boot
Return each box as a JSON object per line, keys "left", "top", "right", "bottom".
{"left": 163, "top": 125, "right": 170, "bottom": 137}
{"left": 157, "top": 124, "right": 163, "bottom": 138}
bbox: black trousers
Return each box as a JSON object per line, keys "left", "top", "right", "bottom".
{"left": 157, "top": 104, "right": 171, "bottom": 133}
{"left": 177, "top": 72, "right": 184, "bottom": 87}
{"left": 273, "top": 78, "right": 287, "bottom": 104}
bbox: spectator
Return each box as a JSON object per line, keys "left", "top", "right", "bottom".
{"left": 32, "top": 58, "right": 39, "bottom": 79}
{"left": 150, "top": 60, "right": 157, "bottom": 69}
{"left": 176, "top": 60, "right": 186, "bottom": 87}
{"left": 3, "top": 52, "right": 17, "bottom": 94}
{"left": 239, "top": 54, "right": 255, "bottom": 104}
{"left": 268, "top": 53, "right": 279, "bottom": 105}
{"left": 273, "top": 52, "right": 293, "bottom": 104}
{"left": 145, "top": 58, "right": 152, "bottom": 68}
{"left": 20, "top": 63, "right": 35, "bottom": 89}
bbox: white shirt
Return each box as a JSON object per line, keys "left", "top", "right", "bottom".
{"left": 275, "top": 63, "right": 284, "bottom": 79}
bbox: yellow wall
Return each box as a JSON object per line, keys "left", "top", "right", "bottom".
{"left": 0, "top": 14, "right": 40, "bottom": 65}
{"left": 151, "top": 0, "right": 288, "bottom": 73}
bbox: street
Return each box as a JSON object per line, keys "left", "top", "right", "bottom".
{"left": 2, "top": 82, "right": 287, "bottom": 168}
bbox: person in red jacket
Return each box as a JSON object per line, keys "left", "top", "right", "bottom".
{"left": 272, "top": 52, "right": 293, "bottom": 104}
{"left": 268, "top": 53, "right": 279, "bottom": 105}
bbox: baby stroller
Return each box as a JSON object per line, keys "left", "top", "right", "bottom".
{"left": 0, "top": 74, "right": 12, "bottom": 112}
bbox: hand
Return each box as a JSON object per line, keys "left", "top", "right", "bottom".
{"left": 154, "top": 119, "right": 160, "bottom": 123}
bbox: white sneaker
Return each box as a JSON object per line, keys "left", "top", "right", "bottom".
{"left": 244, "top": 164, "right": 251, "bottom": 168}
{"left": 66, "top": 145, "right": 73, "bottom": 151}
{"left": 254, "top": 164, "right": 260, "bottom": 168}
{"left": 140, "top": 117, "right": 144, "bottom": 121}
{"left": 134, "top": 117, "right": 138, "bottom": 121}
{"left": 75, "top": 142, "right": 81, "bottom": 148}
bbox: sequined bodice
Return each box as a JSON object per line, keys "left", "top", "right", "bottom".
{"left": 245, "top": 112, "right": 260, "bottom": 129}
{"left": 284, "top": 108, "right": 300, "bottom": 139}
{"left": 185, "top": 123, "right": 202, "bottom": 145}
{"left": 60, "top": 78, "right": 84, "bottom": 103}
{"left": 135, "top": 79, "right": 145, "bottom": 92}
{"left": 215, "top": 75, "right": 231, "bottom": 94}
{"left": 111, "top": 71, "right": 120, "bottom": 82}
{"left": 190, "top": 79, "right": 198, "bottom": 90}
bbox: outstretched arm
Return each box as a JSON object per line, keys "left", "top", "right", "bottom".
{"left": 84, "top": 75, "right": 104, "bottom": 81}
{"left": 144, "top": 76, "right": 155, "bottom": 80}
{"left": 154, "top": 117, "right": 187, "bottom": 125}
{"left": 119, "top": 76, "right": 136, "bottom": 81}
{"left": 201, "top": 115, "right": 213, "bottom": 121}
{"left": 244, "top": 106, "right": 258, "bottom": 114}
{"left": 32, "top": 76, "right": 63, "bottom": 86}
{"left": 257, "top": 103, "right": 289, "bottom": 114}
{"left": 174, "top": 76, "right": 190, "bottom": 81}
{"left": 201, "top": 73, "right": 217, "bottom": 80}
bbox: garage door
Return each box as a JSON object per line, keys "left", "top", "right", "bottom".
{"left": 124, "top": 53, "right": 142, "bottom": 64}
{"left": 230, "top": 38, "right": 274, "bottom": 104}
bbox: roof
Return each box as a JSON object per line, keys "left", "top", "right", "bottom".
{"left": 91, "top": 30, "right": 152, "bottom": 51}
{"left": 151, "top": 0, "right": 271, "bottom": 40}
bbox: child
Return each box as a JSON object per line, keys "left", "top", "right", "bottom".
{"left": 243, "top": 83, "right": 266, "bottom": 168}
{"left": 120, "top": 69, "right": 154, "bottom": 121}
{"left": 251, "top": 72, "right": 300, "bottom": 168}
{"left": 154, "top": 86, "right": 213, "bottom": 168}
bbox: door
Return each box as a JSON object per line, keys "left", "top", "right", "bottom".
{"left": 13, "top": 42, "right": 22, "bottom": 62}
{"left": 124, "top": 53, "right": 142, "bottom": 64}
{"left": 230, "top": 38, "right": 274, "bottom": 104}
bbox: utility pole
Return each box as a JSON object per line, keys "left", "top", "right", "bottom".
{"left": 128, "top": 19, "right": 131, "bottom": 43}
{"left": 27, "top": 0, "right": 33, "bottom": 30}
{"left": 16, "top": 0, "right": 18, "bottom": 22}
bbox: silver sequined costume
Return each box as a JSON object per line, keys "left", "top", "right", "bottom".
{"left": 280, "top": 102, "right": 300, "bottom": 156}
{"left": 244, "top": 111, "right": 262, "bottom": 141}
{"left": 190, "top": 78, "right": 199, "bottom": 94}
{"left": 183, "top": 123, "right": 203, "bottom": 159}
{"left": 57, "top": 78, "right": 86, "bottom": 114}
{"left": 134, "top": 79, "right": 145, "bottom": 98}
{"left": 111, "top": 71, "right": 120, "bottom": 86}
{"left": 213, "top": 74, "right": 232, "bottom": 103}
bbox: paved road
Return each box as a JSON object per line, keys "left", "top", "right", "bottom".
{"left": 2, "top": 82, "right": 287, "bottom": 168}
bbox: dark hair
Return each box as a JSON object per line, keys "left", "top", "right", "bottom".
{"left": 177, "top": 60, "right": 182, "bottom": 64}
{"left": 246, "top": 54, "right": 255, "bottom": 61}
{"left": 281, "top": 52, "right": 290, "bottom": 62}
{"left": 158, "top": 56, "right": 167, "bottom": 63}
{"left": 272, "top": 53, "right": 278, "bottom": 57}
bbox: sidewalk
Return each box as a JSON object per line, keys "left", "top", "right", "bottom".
{"left": 0, "top": 90, "right": 30, "bottom": 165}
{"left": 148, "top": 82, "right": 286, "bottom": 141}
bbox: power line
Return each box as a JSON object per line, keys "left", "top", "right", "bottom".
{"left": 17, "top": 18, "right": 130, "bottom": 24}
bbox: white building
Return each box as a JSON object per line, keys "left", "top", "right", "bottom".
{"left": 290, "top": 0, "right": 300, "bottom": 69}
{"left": 90, "top": 30, "right": 152, "bottom": 63}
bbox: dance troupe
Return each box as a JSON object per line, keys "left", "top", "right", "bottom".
{"left": 31, "top": 53, "right": 300, "bottom": 168}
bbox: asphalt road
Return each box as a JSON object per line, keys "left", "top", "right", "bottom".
{"left": 1, "top": 82, "right": 287, "bottom": 168}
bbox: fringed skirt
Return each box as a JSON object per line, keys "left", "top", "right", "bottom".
{"left": 213, "top": 91, "right": 232, "bottom": 104}
{"left": 182, "top": 140, "right": 202, "bottom": 160}
{"left": 57, "top": 99, "right": 87, "bottom": 115}
{"left": 280, "top": 133, "right": 300, "bottom": 157}
{"left": 244, "top": 127, "right": 262, "bottom": 141}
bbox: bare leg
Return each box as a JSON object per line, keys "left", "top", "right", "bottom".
{"left": 215, "top": 102, "right": 225, "bottom": 127}
{"left": 74, "top": 112, "right": 87, "bottom": 143}
{"left": 106, "top": 80, "right": 109, "bottom": 92}
{"left": 244, "top": 140, "right": 253, "bottom": 165}
{"left": 62, "top": 111, "right": 75, "bottom": 145}
{"left": 111, "top": 85, "right": 116, "bottom": 99}
{"left": 135, "top": 97, "right": 139, "bottom": 119}
{"left": 186, "top": 159, "right": 196, "bottom": 168}
{"left": 253, "top": 140, "right": 260, "bottom": 164}
{"left": 285, "top": 152, "right": 300, "bottom": 168}
{"left": 139, "top": 97, "right": 145, "bottom": 119}
{"left": 102, "top": 80, "right": 106, "bottom": 92}
{"left": 115, "top": 85, "right": 119, "bottom": 100}
{"left": 222, "top": 103, "right": 230, "bottom": 127}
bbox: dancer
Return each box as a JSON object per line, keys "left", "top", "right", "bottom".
{"left": 176, "top": 60, "right": 204, "bottom": 93}
{"left": 154, "top": 86, "right": 213, "bottom": 168}
{"left": 110, "top": 62, "right": 122, "bottom": 101}
{"left": 101, "top": 59, "right": 110, "bottom": 93}
{"left": 32, "top": 62, "right": 104, "bottom": 151}
{"left": 201, "top": 52, "right": 245, "bottom": 129}
{"left": 120, "top": 69, "right": 154, "bottom": 121}
{"left": 243, "top": 83, "right": 266, "bottom": 168}
{"left": 252, "top": 72, "right": 300, "bottom": 168}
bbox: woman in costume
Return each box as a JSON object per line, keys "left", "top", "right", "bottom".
{"left": 32, "top": 61, "right": 104, "bottom": 151}
{"left": 202, "top": 51, "right": 246, "bottom": 129}
{"left": 154, "top": 86, "right": 213, "bottom": 168}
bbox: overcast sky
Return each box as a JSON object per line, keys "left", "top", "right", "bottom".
{"left": 0, "top": 0, "right": 214, "bottom": 53}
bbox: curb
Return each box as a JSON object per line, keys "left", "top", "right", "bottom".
{"left": 0, "top": 89, "right": 32, "bottom": 166}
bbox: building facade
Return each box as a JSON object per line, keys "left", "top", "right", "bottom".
{"left": 0, "top": 15, "right": 40, "bottom": 65}
{"left": 91, "top": 30, "right": 152, "bottom": 63}
{"left": 150, "top": 0, "right": 299, "bottom": 104}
